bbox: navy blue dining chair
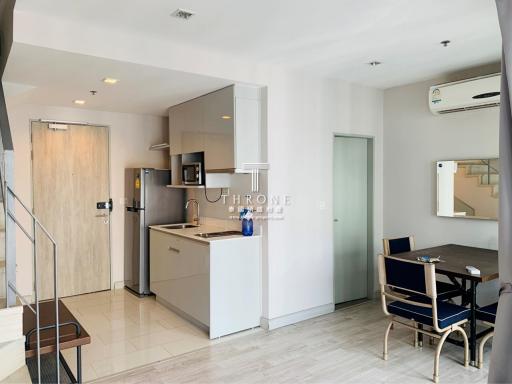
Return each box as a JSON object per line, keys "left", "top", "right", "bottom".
{"left": 383, "top": 236, "right": 461, "bottom": 301}
{"left": 379, "top": 254, "right": 470, "bottom": 383}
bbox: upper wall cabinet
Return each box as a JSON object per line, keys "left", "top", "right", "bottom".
{"left": 169, "top": 84, "right": 261, "bottom": 173}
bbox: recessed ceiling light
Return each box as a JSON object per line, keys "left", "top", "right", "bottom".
{"left": 171, "top": 8, "right": 195, "bottom": 20}
{"left": 103, "top": 77, "right": 119, "bottom": 85}
{"left": 440, "top": 40, "right": 451, "bottom": 47}
{"left": 73, "top": 99, "right": 86, "bottom": 105}
{"left": 221, "top": 115, "right": 232, "bottom": 120}
{"left": 368, "top": 61, "right": 382, "bottom": 67}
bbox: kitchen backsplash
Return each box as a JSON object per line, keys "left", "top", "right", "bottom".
{"left": 186, "top": 172, "right": 266, "bottom": 236}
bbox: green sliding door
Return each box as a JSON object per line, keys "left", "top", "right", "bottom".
{"left": 333, "top": 136, "right": 370, "bottom": 304}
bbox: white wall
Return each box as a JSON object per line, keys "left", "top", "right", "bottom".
{"left": 6, "top": 103, "right": 168, "bottom": 296}
{"left": 383, "top": 74, "right": 499, "bottom": 304}
{"left": 265, "top": 73, "right": 383, "bottom": 323}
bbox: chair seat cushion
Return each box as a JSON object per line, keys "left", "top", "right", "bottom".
{"left": 436, "top": 281, "right": 461, "bottom": 300}
{"left": 388, "top": 298, "right": 470, "bottom": 329}
{"left": 476, "top": 302, "right": 498, "bottom": 324}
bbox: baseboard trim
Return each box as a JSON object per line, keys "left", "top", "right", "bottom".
{"left": 260, "top": 303, "right": 334, "bottom": 331}
{"left": 113, "top": 281, "right": 125, "bottom": 290}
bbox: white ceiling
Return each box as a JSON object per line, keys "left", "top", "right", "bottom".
{"left": 13, "top": 0, "right": 502, "bottom": 88}
{"left": 3, "top": 43, "right": 231, "bottom": 116}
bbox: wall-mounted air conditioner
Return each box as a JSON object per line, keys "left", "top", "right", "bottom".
{"left": 429, "top": 73, "right": 501, "bottom": 115}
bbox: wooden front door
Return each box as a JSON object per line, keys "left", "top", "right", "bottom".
{"left": 31, "top": 121, "right": 110, "bottom": 299}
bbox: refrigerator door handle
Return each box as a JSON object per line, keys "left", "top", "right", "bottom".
{"left": 126, "top": 206, "right": 144, "bottom": 212}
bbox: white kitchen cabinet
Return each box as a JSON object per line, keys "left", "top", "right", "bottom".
{"left": 169, "top": 103, "right": 185, "bottom": 156}
{"left": 168, "top": 84, "right": 261, "bottom": 172}
{"left": 149, "top": 230, "right": 210, "bottom": 325}
{"left": 202, "top": 86, "right": 235, "bottom": 171}
{"left": 149, "top": 228, "right": 262, "bottom": 338}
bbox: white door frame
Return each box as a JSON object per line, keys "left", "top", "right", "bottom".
{"left": 29, "top": 119, "right": 113, "bottom": 293}
{"left": 332, "top": 133, "right": 375, "bottom": 304}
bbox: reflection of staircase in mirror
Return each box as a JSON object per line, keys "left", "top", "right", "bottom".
{"left": 465, "top": 160, "right": 499, "bottom": 198}
{"left": 454, "top": 197, "right": 475, "bottom": 217}
{"left": 454, "top": 160, "right": 499, "bottom": 218}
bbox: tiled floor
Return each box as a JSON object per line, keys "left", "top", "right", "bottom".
{"left": 61, "top": 289, "right": 258, "bottom": 381}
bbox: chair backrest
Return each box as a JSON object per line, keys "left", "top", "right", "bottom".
{"left": 383, "top": 236, "right": 415, "bottom": 256}
{"left": 379, "top": 254, "right": 445, "bottom": 331}
{"left": 379, "top": 254, "right": 437, "bottom": 300}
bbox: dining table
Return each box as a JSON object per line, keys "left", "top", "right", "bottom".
{"left": 390, "top": 243, "right": 499, "bottom": 366}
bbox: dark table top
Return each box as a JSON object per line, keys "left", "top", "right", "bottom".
{"left": 390, "top": 244, "right": 499, "bottom": 283}
{"left": 23, "top": 299, "right": 90, "bottom": 358}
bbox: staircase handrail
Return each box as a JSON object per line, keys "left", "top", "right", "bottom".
{"left": 3, "top": 185, "right": 60, "bottom": 384}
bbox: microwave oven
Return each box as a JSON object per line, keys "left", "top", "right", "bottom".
{"left": 182, "top": 162, "right": 202, "bottom": 185}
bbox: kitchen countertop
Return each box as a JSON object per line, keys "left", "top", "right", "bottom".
{"left": 149, "top": 223, "right": 260, "bottom": 244}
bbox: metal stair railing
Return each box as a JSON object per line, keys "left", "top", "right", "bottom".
{"left": 2, "top": 184, "right": 60, "bottom": 384}
{"left": 0, "top": 75, "right": 60, "bottom": 383}
{"left": 480, "top": 159, "right": 499, "bottom": 186}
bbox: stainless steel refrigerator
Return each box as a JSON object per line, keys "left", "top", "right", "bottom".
{"left": 124, "top": 168, "right": 185, "bottom": 295}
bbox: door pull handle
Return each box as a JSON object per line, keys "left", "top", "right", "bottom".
{"left": 168, "top": 246, "right": 180, "bottom": 253}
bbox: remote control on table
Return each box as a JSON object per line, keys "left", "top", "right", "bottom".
{"left": 466, "top": 265, "right": 481, "bottom": 275}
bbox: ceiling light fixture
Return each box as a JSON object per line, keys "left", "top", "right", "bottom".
{"left": 171, "top": 8, "right": 196, "bottom": 20}
{"left": 368, "top": 61, "right": 382, "bottom": 67}
{"left": 221, "top": 115, "right": 232, "bottom": 120}
{"left": 441, "top": 40, "right": 451, "bottom": 47}
{"left": 103, "top": 77, "right": 119, "bottom": 85}
{"left": 73, "top": 99, "right": 86, "bottom": 105}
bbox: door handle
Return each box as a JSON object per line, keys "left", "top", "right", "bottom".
{"left": 334, "top": 218, "right": 339, "bottom": 222}
{"left": 168, "top": 246, "right": 180, "bottom": 253}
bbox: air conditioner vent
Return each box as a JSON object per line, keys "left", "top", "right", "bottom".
{"left": 437, "top": 103, "right": 500, "bottom": 114}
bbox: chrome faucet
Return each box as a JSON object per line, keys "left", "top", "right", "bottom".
{"left": 185, "top": 199, "right": 200, "bottom": 225}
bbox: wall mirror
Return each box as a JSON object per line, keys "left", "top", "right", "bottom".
{"left": 437, "top": 158, "right": 499, "bottom": 220}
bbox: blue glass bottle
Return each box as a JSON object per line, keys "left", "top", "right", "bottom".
{"left": 242, "top": 218, "right": 253, "bottom": 236}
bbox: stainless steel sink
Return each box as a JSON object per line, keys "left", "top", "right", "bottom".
{"left": 195, "top": 231, "right": 243, "bottom": 239}
{"left": 160, "top": 224, "right": 199, "bottom": 230}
